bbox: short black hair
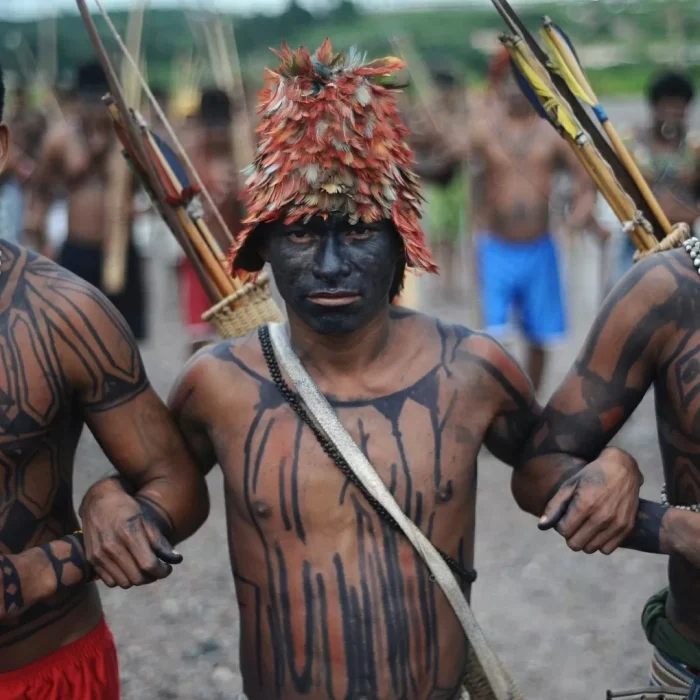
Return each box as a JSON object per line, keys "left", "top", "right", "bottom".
{"left": 0, "top": 64, "right": 5, "bottom": 122}
{"left": 199, "top": 88, "right": 232, "bottom": 127}
{"left": 648, "top": 71, "right": 695, "bottom": 106}
{"left": 76, "top": 62, "right": 109, "bottom": 98}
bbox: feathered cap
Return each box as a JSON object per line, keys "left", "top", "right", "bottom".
{"left": 228, "top": 39, "right": 437, "bottom": 275}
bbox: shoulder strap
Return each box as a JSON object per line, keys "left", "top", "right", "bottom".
{"left": 267, "top": 322, "right": 524, "bottom": 700}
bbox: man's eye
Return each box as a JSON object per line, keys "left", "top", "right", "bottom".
{"left": 345, "top": 230, "right": 374, "bottom": 242}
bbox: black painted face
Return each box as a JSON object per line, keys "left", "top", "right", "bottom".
{"left": 264, "top": 214, "right": 404, "bottom": 336}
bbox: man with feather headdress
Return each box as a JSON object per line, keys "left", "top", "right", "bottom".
{"left": 82, "top": 39, "right": 648, "bottom": 699}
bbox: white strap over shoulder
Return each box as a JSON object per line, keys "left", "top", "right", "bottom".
{"left": 268, "top": 322, "right": 524, "bottom": 700}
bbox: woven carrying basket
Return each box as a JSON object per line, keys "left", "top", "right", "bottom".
{"left": 202, "top": 273, "right": 284, "bottom": 339}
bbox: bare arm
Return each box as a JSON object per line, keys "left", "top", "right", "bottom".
{"left": 22, "top": 258, "right": 211, "bottom": 587}
{"left": 459, "top": 331, "right": 644, "bottom": 551}
{"left": 0, "top": 534, "right": 89, "bottom": 622}
{"left": 167, "top": 352, "right": 220, "bottom": 477}
{"left": 517, "top": 251, "right": 684, "bottom": 553}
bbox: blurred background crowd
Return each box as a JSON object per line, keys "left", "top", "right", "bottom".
{"left": 1, "top": 1, "right": 699, "bottom": 697}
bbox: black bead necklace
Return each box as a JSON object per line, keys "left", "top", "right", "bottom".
{"left": 258, "top": 325, "right": 476, "bottom": 585}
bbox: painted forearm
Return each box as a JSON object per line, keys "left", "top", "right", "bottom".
{"left": 85, "top": 474, "right": 209, "bottom": 545}
{"left": 512, "top": 454, "right": 586, "bottom": 516}
{"left": 0, "top": 534, "right": 91, "bottom": 621}
{"left": 620, "top": 500, "right": 669, "bottom": 554}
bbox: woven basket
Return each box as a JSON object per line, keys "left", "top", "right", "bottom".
{"left": 202, "top": 273, "right": 284, "bottom": 339}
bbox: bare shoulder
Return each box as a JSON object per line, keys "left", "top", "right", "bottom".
{"left": 169, "top": 330, "right": 268, "bottom": 420}
{"left": 598, "top": 247, "right": 692, "bottom": 326}
{"left": 395, "top": 308, "right": 533, "bottom": 402}
{"left": 1, "top": 242, "right": 148, "bottom": 410}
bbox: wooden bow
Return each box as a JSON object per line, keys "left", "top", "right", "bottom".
{"left": 75, "top": 0, "right": 244, "bottom": 305}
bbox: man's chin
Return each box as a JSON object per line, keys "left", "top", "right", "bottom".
{"left": 293, "top": 303, "right": 370, "bottom": 336}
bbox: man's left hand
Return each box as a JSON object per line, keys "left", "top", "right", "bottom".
{"left": 539, "top": 447, "right": 643, "bottom": 555}
{"left": 79, "top": 478, "right": 182, "bottom": 589}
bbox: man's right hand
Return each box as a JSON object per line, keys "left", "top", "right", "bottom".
{"left": 539, "top": 447, "right": 643, "bottom": 555}
{"left": 79, "top": 477, "right": 182, "bottom": 589}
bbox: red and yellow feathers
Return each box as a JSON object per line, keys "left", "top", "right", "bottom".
{"left": 228, "top": 39, "right": 436, "bottom": 275}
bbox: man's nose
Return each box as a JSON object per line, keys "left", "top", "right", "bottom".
{"left": 312, "top": 235, "right": 351, "bottom": 281}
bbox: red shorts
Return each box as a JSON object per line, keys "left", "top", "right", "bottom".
{"left": 177, "top": 258, "right": 214, "bottom": 340}
{"left": 0, "top": 617, "right": 119, "bottom": 700}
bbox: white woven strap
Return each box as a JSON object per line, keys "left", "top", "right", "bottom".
{"left": 268, "top": 322, "right": 518, "bottom": 700}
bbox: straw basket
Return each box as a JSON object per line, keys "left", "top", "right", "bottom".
{"left": 202, "top": 273, "right": 284, "bottom": 339}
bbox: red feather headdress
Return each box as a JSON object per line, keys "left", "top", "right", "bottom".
{"left": 228, "top": 39, "right": 437, "bottom": 276}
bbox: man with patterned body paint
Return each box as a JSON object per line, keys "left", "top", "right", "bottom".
{"left": 516, "top": 234, "right": 700, "bottom": 693}
{"left": 0, "top": 66, "right": 210, "bottom": 700}
{"left": 83, "top": 41, "right": 654, "bottom": 699}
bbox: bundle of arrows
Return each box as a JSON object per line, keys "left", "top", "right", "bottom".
{"left": 76, "top": 0, "right": 283, "bottom": 339}
{"left": 491, "top": 0, "right": 688, "bottom": 256}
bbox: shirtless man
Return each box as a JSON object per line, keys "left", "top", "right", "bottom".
{"left": 24, "top": 62, "right": 147, "bottom": 341}
{"left": 0, "top": 68, "right": 210, "bottom": 699}
{"left": 515, "top": 238, "right": 700, "bottom": 693}
{"left": 454, "top": 48, "right": 595, "bottom": 392}
{"left": 612, "top": 71, "right": 700, "bottom": 283}
{"left": 79, "top": 42, "right": 644, "bottom": 700}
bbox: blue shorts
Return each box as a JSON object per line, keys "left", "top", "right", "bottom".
{"left": 476, "top": 232, "right": 567, "bottom": 346}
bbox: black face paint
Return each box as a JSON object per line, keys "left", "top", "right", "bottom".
{"left": 265, "top": 214, "right": 404, "bottom": 336}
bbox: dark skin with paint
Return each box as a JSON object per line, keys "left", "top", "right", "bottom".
{"left": 516, "top": 247, "right": 700, "bottom": 645}
{"left": 0, "top": 117, "right": 209, "bottom": 673}
{"left": 165, "top": 214, "right": 642, "bottom": 699}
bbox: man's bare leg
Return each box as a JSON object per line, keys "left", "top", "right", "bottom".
{"left": 527, "top": 344, "right": 546, "bottom": 394}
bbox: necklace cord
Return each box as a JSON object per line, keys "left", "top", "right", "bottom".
{"left": 258, "top": 325, "right": 477, "bottom": 584}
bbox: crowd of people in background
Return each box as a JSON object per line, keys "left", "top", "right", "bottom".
{"left": 2, "top": 52, "right": 700, "bottom": 391}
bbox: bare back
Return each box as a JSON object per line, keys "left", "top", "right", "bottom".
{"left": 0, "top": 240, "right": 148, "bottom": 670}
{"left": 172, "top": 309, "right": 536, "bottom": 700}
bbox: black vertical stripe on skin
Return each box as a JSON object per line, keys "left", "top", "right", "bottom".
{"left": 389, "top": 462, "right": 398, "bottom": 495}
{"left": 278, "top": 458, "right": 292, "bottom": 532}
{"left": 275, "top": 545, "right": 315, "bottom": 693}
{"left": 253, "top": 417, "right": 276, "bottom": 493}
{"left": 333, "top": 553, "right": 358, "bottom": 696}
{"left": 316, "top": 573, "right": 335, "bottom": 700}
{"left": 291, "top": 419, "right": 306, "bottom": 544}
{"left": 415, "top": 547, "right": 434, "bottom": 675}
{"left": 234, "top": 572, "right": 264, "bottom": 685}
{"left": 242, "top": 407, "right": 285, "bottom": 694}
{"left": 353, "top": 494, "right": 378, "bottom": 694}
{"left": 415, "top": 492, "right": 424, "bottom": 529}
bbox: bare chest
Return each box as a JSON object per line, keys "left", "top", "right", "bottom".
{"left": 217, "top": 369, "right": 485, "bottom": 539}
{"left": 656, "top": 330, "right": 700, "bottom": 505}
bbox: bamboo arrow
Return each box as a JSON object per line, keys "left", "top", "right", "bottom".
{"left": 489, "top": 0, "right": 664, "bottom": 240}
{"left": 540, "top": 17, "right": 673, "bottom": 236}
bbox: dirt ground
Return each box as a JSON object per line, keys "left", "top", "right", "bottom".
{"left": 67, "top": 227, "right": 672, "bottom": 700}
